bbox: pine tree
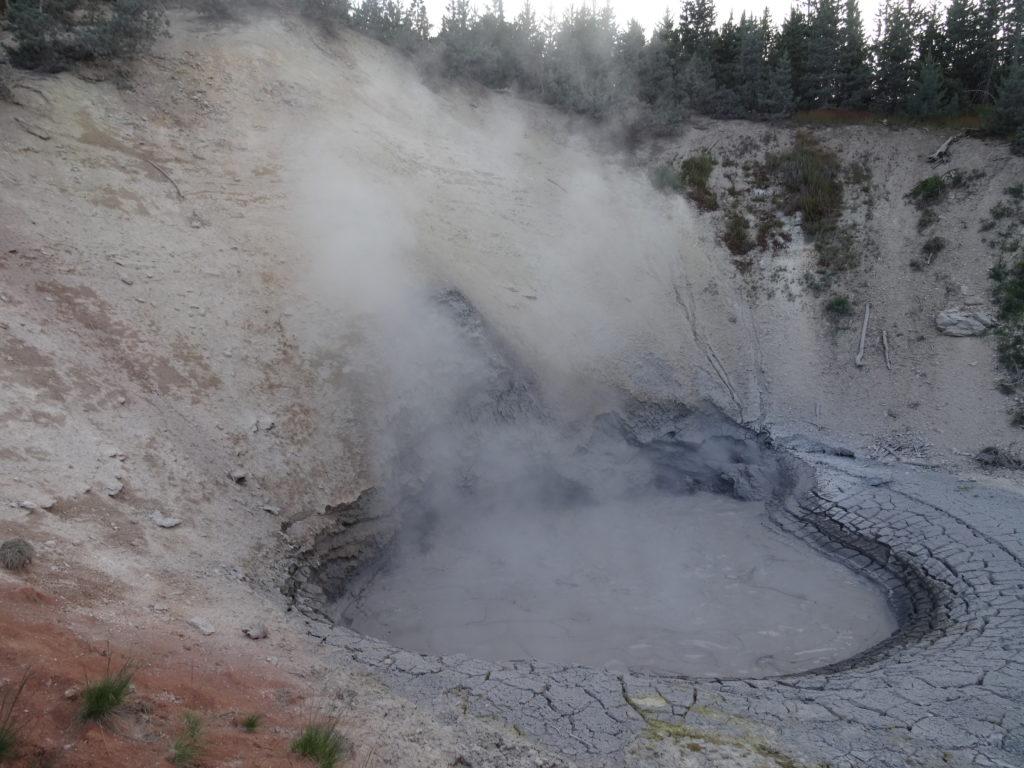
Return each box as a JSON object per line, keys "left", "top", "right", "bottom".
{"left": 838, "top": 0, "right": 873, "bottom": 107}
{"left": 987, "top": 52, "right": 1024, "bottom": 135}
{"left": 917, "top": 1, "right": 944, "bottom": 59}
{"left": 736, "top": 12, "right": 771, "bottom": 113}
{"left": 615, "top": 17, "right": 646, "bottom": 86}
{"left": 679, "top": 0, "right": 717, "bottom": 58}
{"left": 873, "top": 0, "right": 918, "bottom": 111}
{"left": 441, "top": 0, "right": 472, "bottom": 34}
{"left": 636, "top": 11, "right": 687, "bottom": 130}
{"left": 509, "top": 0, "right": 545, "bottom": 90}
{"left": 803, "top": 0, "right": 843, "bottom": 107}
{"left": 713, "top": 12, "right": 741, "bottom": 93}
{"left": 773, "top": 7, "right": 810, "bottom": 107}
{"left": 907, "top": 52, "right": 952, "bottom": 116}
{"left": 943, "top": 0, "right": 985, "bottom": 104}
{"left": 405, "top": 0, "right": 430, "bottom": 40}
{"left": 760, "top": 52, "right": 796, "bottom": 116}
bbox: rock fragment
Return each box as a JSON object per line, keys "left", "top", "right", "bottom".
{"left": 935, "top": 308, "right": 996, "bottom": 336}
{"left": 151, "top": 511, "right": 183, "bottom": 528}
{"left": 187, "top": 617, "right": 215, "bottom": 636}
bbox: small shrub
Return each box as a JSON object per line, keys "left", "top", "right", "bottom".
{"left": 844, "top": 156, "right": 871, "bottom": 186}
{"left": 755, "top": 211, "right": 788, "bottom": 249}
{"left": 764, "top": 132, "right": 843, "bottom": 238}
{"left": 907, "top": 175, "right": 947, "bottom": 207}
{"left": 1012, "top": 407, "right": 1024, "bottom": 427}
{"left": 678, "top": 153, "right": 718, "bottom": 211}
{"left": 1007, "top": 184, "right": 1024, "bottom": 201}
{"left": 814, "top": 229, "right": 859, "bottom": 272}
{"left": 825, "top": 295, "right": 854, "bottom": 316}
{"left": 917, "top": 207, "right": 939, "bottom": 232}
{"left": 990, "top": 257, "right": 1024, "bottom": 387}
{"left": 0, "top": 538, "right": 34, "bottom": 571}
{"left": 723, "top": 209, "right": 754, "bottom": 255}
{"left": 5, "top": 0, "right": 167, "bottom": 72}
{"left": 80, "top": 660, "right": 136, "bottom": 721}
{"left": 291, "top": 721, "right": 350, "bottom": 768}
{"left": 975, "top": 445, "right": 1024, "bottom": 468}
{"left": 990, "top": 201, "right": 1014, "bottom": 220}
{"left": 241, "top": 713, "right": 262, "bottom": 732}
{"left": 920, "top": 236, "right": 946, "bottom": 264}
{"left": 171, "top": 711, "right": 203, "bottom": 767}
{"left": 0, "top": 669, "right": 31, "bottom": 762}
{"left": 679, "top": 153, "right": 715, "bottom": 189}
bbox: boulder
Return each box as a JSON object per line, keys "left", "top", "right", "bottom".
{"left": 935, "top": 308, "right": 996, "bottom": 336}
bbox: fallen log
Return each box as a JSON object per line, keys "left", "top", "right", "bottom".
{"left": 927, "top": 133, "right": 962, "bottom": 163}
{"left": 856, "top": 302, "right": 871, "bottom": 367}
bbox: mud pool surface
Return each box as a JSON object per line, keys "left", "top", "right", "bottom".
{"left": 334, "top": 493, "right": 896, "bottom": 677}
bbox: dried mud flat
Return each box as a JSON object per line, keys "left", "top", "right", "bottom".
{"left": 1, "top": 10, "right": 1023, "bottom": 768}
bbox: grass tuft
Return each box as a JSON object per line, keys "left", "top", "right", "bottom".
{"left": 171, "top": 710, "right": 203, "bottom": 767}
{"left": 907, "top": 174, "right": 947, "bottom": 207}
{"left": 241, "top": 713, "right": 262, "bottom": 732}
{"left": 764, "top": 132, "right": 843, "bottom": 238}
{"left": 814, "top": 229, "right": 859, "bottom": 272}
{"left": 723, "top": 209, "right": 754, "bottom": 255}
{"left": 80, "top": 660, "right": 136, "bottom": 721}
{"left": 291, "top": 720, "right": 351, "bottom": 768}
{"left": 0, "top": 669, "right": 31, "bottom": 761}
{"left": 825, "top": 294, "right": 854, "bottom": 316}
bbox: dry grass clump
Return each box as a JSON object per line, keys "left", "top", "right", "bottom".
{"left": 0, "top": 538, "right": 34, "bottom": 571}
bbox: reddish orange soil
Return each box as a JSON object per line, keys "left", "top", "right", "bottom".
{"left": 0, "top": 583, "right": 341, "bottom": 768}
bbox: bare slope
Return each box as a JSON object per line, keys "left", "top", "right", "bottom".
{"left": 645, "top": 122, "right": 1024, "bottom": 466}
{"left": 1, "top": 9, "right": 1022, "bottom": 768}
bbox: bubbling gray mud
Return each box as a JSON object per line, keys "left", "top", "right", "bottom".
{"left": 304, "top": 290, "right": 898, "bottom": 679}
{"left": 336, "top": 492, "right": 896, "bottom": 677}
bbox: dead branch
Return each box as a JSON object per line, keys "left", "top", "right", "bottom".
{"left": 927, "top": 133, "right": 963, "bottom": 163}
{"left": 13, "top": 116, "right": 50, "bottom": 141}
{"left": 855, "top": 302, "right": 871, "bottom": 367}
{"left": 144, "top": 158, "right": 184, "bottom": 199}
{"left": 882, "top": 330, "right": 892, "bottom": 370}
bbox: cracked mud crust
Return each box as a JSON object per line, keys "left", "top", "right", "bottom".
{"left": 304, "top": 454, "right": 1024, "bottom": 768}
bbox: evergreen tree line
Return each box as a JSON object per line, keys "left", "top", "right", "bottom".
{"left": 347, "top": 0, "right": 1024, "bottom": 138}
